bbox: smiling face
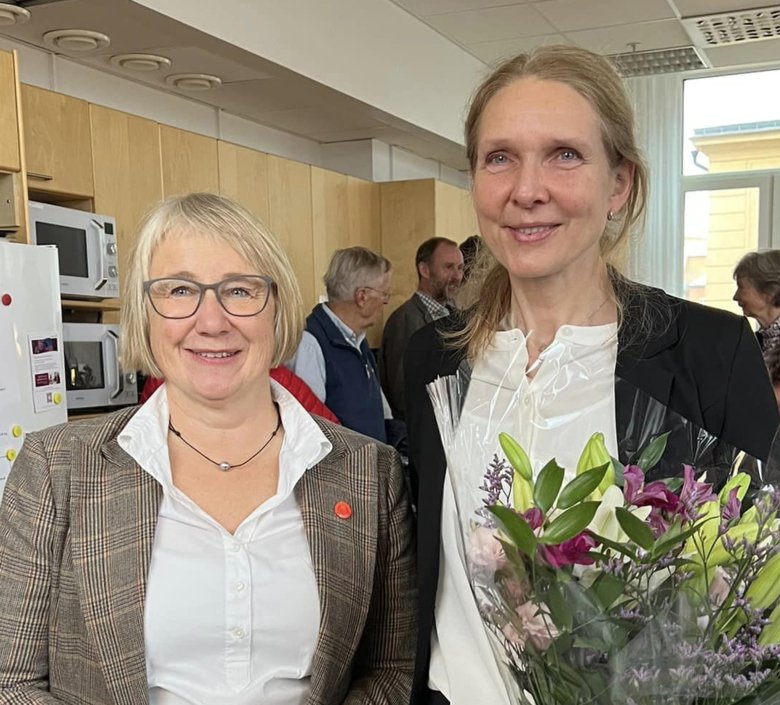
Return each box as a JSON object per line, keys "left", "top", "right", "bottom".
{"left": 471, "top": 77, "right": 633, "bottom": 285}
{"left": 421, "top": 243, "right": 464, "bottom": 302}
{"left": 147, "top": 229, "right": 276, "bottom": 409}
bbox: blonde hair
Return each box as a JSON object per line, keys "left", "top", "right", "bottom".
{"left": 121, "top": 193, "right": 304, "bottom": 376}
{"left": 458, "top": 45, "right": 649, "bottom": 358}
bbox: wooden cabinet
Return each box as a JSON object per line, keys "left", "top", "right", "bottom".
{"left": 0, "top": 50, "right": 21, "bottom": 173}
{"left": 159, "top": 125, "right": 219, "bottom": 197}
{"left": 21, "top": 84, "right": 94, "bottom": 197}
{"left": 218, "top": 140, "right": 270, "bottom": 225}
{"left": 267, "top": 155, "right": 315, "bottom": 310}
{"left": 91, "top": 105, "right": 163, "bottom": 290}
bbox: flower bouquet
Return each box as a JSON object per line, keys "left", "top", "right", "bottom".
{"left": 427, "top": 371, "right": 780, "bottom": 705}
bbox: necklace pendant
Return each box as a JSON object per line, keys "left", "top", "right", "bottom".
{"left": 218, "top": 461, "right": 232, "bottom": 472}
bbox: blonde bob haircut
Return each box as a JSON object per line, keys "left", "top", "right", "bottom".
{"left": 121, "top": 192, "right": 304, "bottom": 377}
{"left": 457, "top": 45, "right": 650, "bottom": 358}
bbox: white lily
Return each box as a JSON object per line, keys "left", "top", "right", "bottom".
{"left": 588, "top": 485, "right": 651, "bottom": 543}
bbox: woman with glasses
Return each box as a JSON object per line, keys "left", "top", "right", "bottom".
{"left": 0, "top": 192, "right": 416, "bottom": 704}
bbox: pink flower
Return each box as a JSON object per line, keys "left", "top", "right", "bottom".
{"left": 502, "top": 600, "right": 559, "bottom": 651}
{"left": 523, "top": 507, "right": 545, "bottom": 531}
{"left": 538, "top": 533, "right": 597, "bottom": 568}
{"left": 721, "top": 487, "right": 742, "bottom": 527}
{"left": 470, "top": 526, "right": 507, "bottom": 572}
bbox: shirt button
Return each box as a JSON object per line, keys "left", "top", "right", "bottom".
{"left": 232, "top": 627, "right": 246, "bottom": 639}
{"left": 235, "top": 581, "right": 246, "bottom": 592}
{"left": 523, "top": 396, "right": 531, "bottom": 406}
{"left": 561, "top": 326, "right": 571, "bottom": 336}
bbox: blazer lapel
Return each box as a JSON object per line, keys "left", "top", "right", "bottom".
{"left": 297, "top": 437, "right": 378, "bottom": 705}
{"left": 71, "top": 437, "right": 161, "bottom": 705}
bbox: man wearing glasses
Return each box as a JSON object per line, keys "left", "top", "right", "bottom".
{"left": 287, "top": 246, "right": 394, "bottom": 443}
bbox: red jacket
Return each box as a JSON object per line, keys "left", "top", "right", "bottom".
{"left": 139, "top": 368, "right": 340, "bottom": 424}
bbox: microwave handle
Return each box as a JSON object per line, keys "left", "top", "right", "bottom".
{"left": 106, "top": 330, "right": 123, "bottom": 399}
{"left": 90, "top": 219, "right": 109, "bottom": 292}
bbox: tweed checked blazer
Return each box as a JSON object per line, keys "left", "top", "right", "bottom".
{"left": 0, "top": 406, "right": 416, "bottom": 705}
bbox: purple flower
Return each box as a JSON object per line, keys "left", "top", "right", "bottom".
{"left": 680, "top": 464, "right": 716, "bottom": 519}
{"left": 721, "top": 487, "right": 742, "bottom": 526}
{"left": 523, "top": 507, "right": 545, "bottom": 531}
{"left": 623, "top": 465, "right": 645, "bottom": 504}
{"left": 538, "top": 532, "right": 598, "bottom": 568}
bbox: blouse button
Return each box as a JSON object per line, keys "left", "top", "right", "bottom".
{"left": 232, "top": 627, "right": 246, "bottom": 639}
{"left": 235, "top": 581, "right": 246, "bottom": 592}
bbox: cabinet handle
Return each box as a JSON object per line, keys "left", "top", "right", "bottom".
{"left": 27, "top": 171, "right": 53, "bottom": 181}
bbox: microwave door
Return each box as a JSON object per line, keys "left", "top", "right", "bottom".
{"left": 105, "top": 329, "right": 123, "bottom": 400}
{"left": 89, "top": 219, "right": 108, "bottom": 294}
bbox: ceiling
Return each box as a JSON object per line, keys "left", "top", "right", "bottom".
{"left": 2, "top": 0, "right": 780, "bottom": 172}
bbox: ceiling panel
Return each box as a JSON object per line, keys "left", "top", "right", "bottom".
{"left": 673, "top": 0, "right": 776, "bottom": 17}
{"left": 393, "top": 0, "right": 526, "bottom": 17}
{"left": 564, "top": 20, "right": 695, "bottom": 56}
{"left": 426, "top": 4, "right": 556, "bottom": 44}
{"left": 706, "top": 37, "right": 780, "bottom": 69}
{"left": 535, "top": 0, "right": 675, "bottom": 33}
{"left": 467, "top": 33, "right": 569, "bottom": 63}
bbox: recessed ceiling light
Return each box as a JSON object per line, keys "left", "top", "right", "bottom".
{"left": 0, "top": 3, "right": 29, "bottom": 26}
{"left": 43, "top": 29, "right": 110, "bottom": 53}
{"left": 110, "top": 53, "right": 171, "bottom": 72}
{"left": 165, "top": 73, "right": 222, "bottom": 91}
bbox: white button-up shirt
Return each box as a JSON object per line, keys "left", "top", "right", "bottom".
{"left": 118, "top": 381, "right": 332, "bottom": 705}
{"left": 429, "top": 323, "right": 619, "bottom": 705}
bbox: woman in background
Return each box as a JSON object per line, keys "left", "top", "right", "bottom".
{"left": 734, "top": 249, "right": 780, "bottom": 364}
{"left": 404, "top": 46, "right": 778, "bottom": 705}
{"left": 0, "top": 192, "right": 415, "bottom": 704}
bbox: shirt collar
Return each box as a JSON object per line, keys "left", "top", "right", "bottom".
{"left": 322, "top": 303, "right": 366, "bottom": 347}
{"left": 118, "top": 381, "right": 333, "bottom": 499}
{"left": 415, "top": 290, "right": 451, "bottom": 320}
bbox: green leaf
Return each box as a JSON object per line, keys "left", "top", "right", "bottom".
{"left": 498, "top": 432, "right": 532, "bottom": 481}
{"left": 615, "top": 506, "right": 654, "bottom": 550}
{"left": 647, "top": 520, "right": 703, "bottom": 562}
{"left": 590, "top": 573, "right": 626, "bottom": 609}
{"left": 587, "top": 532, "right": 637, "bottom": 561}
{"left": 556, "top": 464, "right": 609, "bottom": 509}
{"left": 541, "top": 502, "right": 600, "bottom": 545}
{"left": 533, "top": 459, "right": 564, "bottom": 514}
{"left": 542, "top": 578, "right": 573, "bottom": 631}
{"left": 635, "top": 431, "right": 670, "bottom": 472}
{"left": 487, "top": 505, "right": 537, "bottom": 558}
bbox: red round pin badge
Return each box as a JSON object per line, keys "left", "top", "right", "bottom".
{"left": 334, "top": 501, "right": 352, "bottom": 519}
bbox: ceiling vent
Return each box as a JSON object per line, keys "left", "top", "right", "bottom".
{"left": 682, "top": 6, "right": 780, "bottom": 47}
{"left": 0, "top": 2, "right": 30, "bottom": 25}
{"left": 43, "top": 28, "right": 110, "bottom": 52}
{"left": 111, "top": 53, "right": 171, "bottom": 72}
{"left": 608, "top": 46, "right": 709, "bottom": 77}
{"left": 165, "top": 73, "right": 222, "bottom": 91}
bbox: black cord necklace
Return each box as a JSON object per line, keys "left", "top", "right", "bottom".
{"left": 168, "top": 408, "right": 282, "bottom": 472}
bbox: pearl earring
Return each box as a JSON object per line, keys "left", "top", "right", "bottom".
{"left": 607, "top": 210, "right": 614, "bottom": 221}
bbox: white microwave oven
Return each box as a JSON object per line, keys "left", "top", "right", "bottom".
{"left": 63, "top": 323, "right": 138, "bottom": 412}
{"left": 28, "top": 201, "right": 119, "bottom": 300}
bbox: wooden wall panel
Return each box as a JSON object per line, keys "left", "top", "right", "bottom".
{"left": 311, "top": 166, "right": 349, "bottom": 303}
{"left": 159, "top": 124, "right": 219, "bottom": 197}
{"left": 91, "top": 105, "right": 163, "bottom": 290}
{"left": 380, "top": 179, "right": 436, "bottom": 315}
{"left": 217, "top": 140, "right": 271, "bottom": 226}
{"left": 267, "top": 154, "right": 315, "bottom": 310}
{"left": 435, "top": 180, "right": 478, "bottom": 242}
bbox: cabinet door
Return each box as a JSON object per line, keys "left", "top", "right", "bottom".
{"left": 0, "top": 50, "right": 20, "bottom": 173}
{"left": 218, "top": 140, "right": 270, "bottom": 225}
{"left": 159, "top": 125, "right": 219, "bottom": 197}
{"left": 91, "top": 105, "right": 163, "bottom": 292}
{"left": 21, "top": 84, "right": 94, "bottom": 197}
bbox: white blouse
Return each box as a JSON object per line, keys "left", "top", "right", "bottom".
{"left": 428, "top": 323, "right": 619, "bottom": 705}
{"left": 118, "top": 381, "right": 332, "bottom": 705}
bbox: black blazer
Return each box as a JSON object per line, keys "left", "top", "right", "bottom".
{"left": 403, "top": 284, "right": 779, "bottom": 705}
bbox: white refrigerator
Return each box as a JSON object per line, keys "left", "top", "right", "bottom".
{"left": 0, "top": 241, "right": 67, "bottom": 498}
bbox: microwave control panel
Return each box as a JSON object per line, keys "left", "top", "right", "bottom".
{"left": 101, "top": 220, "right": 120, "bottom": 297}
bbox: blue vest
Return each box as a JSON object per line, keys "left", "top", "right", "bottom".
{"left": 305, "top": 304, "right": 387, "bottom": 443}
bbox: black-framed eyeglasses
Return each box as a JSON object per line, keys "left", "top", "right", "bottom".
{"left": 143, "top": 275, "right": 275, "bottom": 319}
{"left": 359, "top": 286, "right": 391, "bottom": 303}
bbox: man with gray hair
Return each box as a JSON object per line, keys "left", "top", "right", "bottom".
{"left": 287, "top": 246, "right": 394, "bottom": 442}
